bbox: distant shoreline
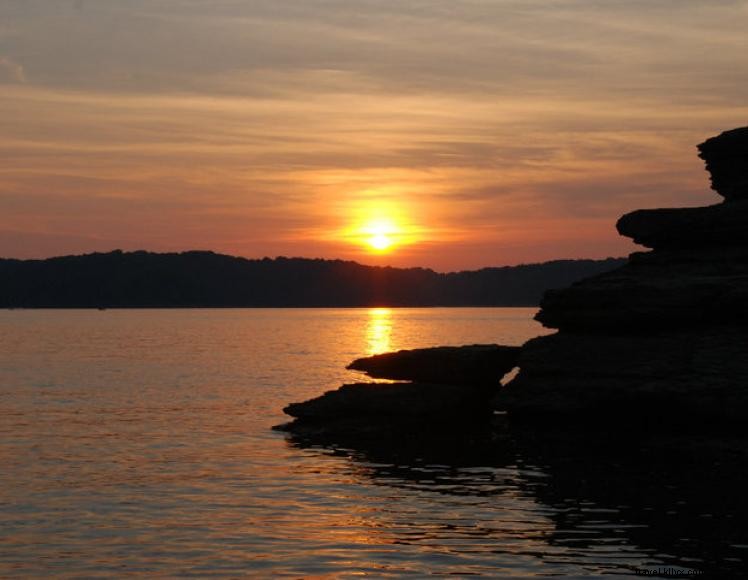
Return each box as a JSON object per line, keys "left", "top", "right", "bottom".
{"left": 1, "top": 250, "right": 624, "bottom": 309}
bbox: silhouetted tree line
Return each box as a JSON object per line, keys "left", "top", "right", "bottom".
{"left": 0, "top": 250, "right": 625, "bottom": 308}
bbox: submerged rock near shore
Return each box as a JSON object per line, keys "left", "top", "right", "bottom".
{"left": 497, "top": 126, "right": 748, "bottom": 419}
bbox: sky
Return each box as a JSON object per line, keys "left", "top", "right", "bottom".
{"left": 1, "top": 0, "right": 747, "bottom": 271}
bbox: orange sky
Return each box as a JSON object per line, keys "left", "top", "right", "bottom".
{"left": 1, "top": 1, "right": 746, "bottom": 271}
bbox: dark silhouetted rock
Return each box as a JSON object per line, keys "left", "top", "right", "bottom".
{"left": 698, "top": 126, "right": 748, "bottom": 201}
{"left": 495, "top": 329, "right": 748, "bottom": 418}
{"left": 347, "top": 344, "right": 520, "bottom": 386}
{"left": 498, "top": 126, "right": 748, "bottom": 419}
{"left": 283, "top": 383, "right": 489, "bottom": 428}
{"left": 616, "top": 201, "right": 748, "bottom": 249}
{"left": 534, "top": 250, "right": 748, "bottom": 333}
{"left": 281, "top": 345, "right": 518, "bottom": 435}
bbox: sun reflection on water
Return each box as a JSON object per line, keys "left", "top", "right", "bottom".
{"left": 366, "top": 308, "right": 392, "bottom": 356}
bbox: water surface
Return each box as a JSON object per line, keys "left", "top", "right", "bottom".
{"left": 0, "top": 308, "right": 744, "bottom": 577}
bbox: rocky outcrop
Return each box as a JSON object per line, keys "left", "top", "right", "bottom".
{"left": 616, "top": 202, "right": 748, "bottom": 248}
{"left": 347, "top": 344, "right": 520, "bottom": 386}
{"left": 498, "top": 329, "right": 748, "bottom": 418}
{"left": 533, "top": 247, "right": 748, "bottom": 333}
{"left": 284, "top": 382, "right": 490, "bottom": 421}
{"left": 698, "top": 126, "right": 748, "bottom": 200}
{"left": 497, "top": 126, "right": 748, "bottom": 419}
{"left": 278, "top": 345, "right": 518, "bottom": 433}
{"left": 280, "top": 126, "right": 748, "bottom": 430}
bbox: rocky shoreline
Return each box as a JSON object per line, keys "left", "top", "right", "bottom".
{"left": 278, "top": 127, "right": 748, "bottom": 436}
{"left": 278, "top": 345, "right": 519, "bottom": 437}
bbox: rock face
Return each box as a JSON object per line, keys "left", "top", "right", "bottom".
{"left": 497, "top": 126, "right": 748, "bottom": 419}
{"left": 279, "top": 345, "right": 519, "bottom": 433}
{"left": 284, "top": 382, "right": 490, "bottom": 421}
{"left": 616, "top": 202, "right": 748, "bottom": 249}
{"left": 697, "top": 126, "right": 748, "bottom": 200}
{"left": 347, "top": 345, "right": 520, "bottom": 386}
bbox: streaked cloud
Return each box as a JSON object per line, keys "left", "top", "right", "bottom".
{"left": 0, "top": 56, "right": 25, "bottom": 83}
{"left": 0, "top": 1, "right": 747, "bottom": 269}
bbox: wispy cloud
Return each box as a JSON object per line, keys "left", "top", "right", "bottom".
{"left": 0, "top": 1, "right": 747, "bottom": 269}
{"left": 0, "top": 56, "right": 25, "bottom": 83}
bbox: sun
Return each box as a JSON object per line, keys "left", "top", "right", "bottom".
{"left": 339, "top": 199, "right": 422, "bottom": 255}
{"left": 368, "top": 233, "right": 392, "bottom": 251}
{"left": 364, "top": 219, "right": 397, "bottom": 252}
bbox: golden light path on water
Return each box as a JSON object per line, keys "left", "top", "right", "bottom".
{"left": 366, "top": 307, "right": 393, "bottom": 356}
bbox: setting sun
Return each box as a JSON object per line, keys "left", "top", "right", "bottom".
{"left": 368, "top": 233, "right": 392, "bottom": 251}
{"left": 363, "top": 219, "right": 398, "bottom": 252}
{"left": 339, "top": 199, "right": 425, "bottom": 256}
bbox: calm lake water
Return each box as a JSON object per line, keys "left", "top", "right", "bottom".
{"left": 1, "top": 308, "right": 745, "bottom": 578}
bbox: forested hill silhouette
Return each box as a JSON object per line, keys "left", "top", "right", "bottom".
{"left": 0, "top": 250, "right": 624, "bottom": 308}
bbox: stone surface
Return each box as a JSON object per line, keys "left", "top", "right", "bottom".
{"left": 347, "top": 344, "right": 520, "bottom": 386}
{"left": 498, "top": 126, "right": 748, "bottom": 419}
{"left": 281, "top": 345, "right": 515, "bottom": 435}
{"left": 283, "top": 381, "right": 490, "bottom": 422}
{"left": 535, "top": 252, "right": 748, "bottom": 333}
{"left": 698, "top": 126, "right": 748, "bottom": 201}
{"left": 495, "top": 330, "right": 748, "bottom": 418}
{"left": 616, "top": 201, "right": 748, "bottom": 249}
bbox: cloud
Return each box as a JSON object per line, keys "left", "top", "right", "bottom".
{"left": 0, "top": 56, "right": 25, "bottom": 83}
{"left": 1, "top": 1, "right": 748, "bottom": 269}
{"left": 1, "top": 0, "right": 746, "bottom": 102}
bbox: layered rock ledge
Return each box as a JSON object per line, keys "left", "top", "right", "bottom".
{"left": 697, "top": 126, "right": 748, "bottom": 201}
{"left": 278, "top": 345, "right": 519, "bottom": 434}
{"left": 498, "top": 126, "right": 748, "bottom": 419}
{"left": 347, "top": 344, "right": 520, "bottom": 386}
